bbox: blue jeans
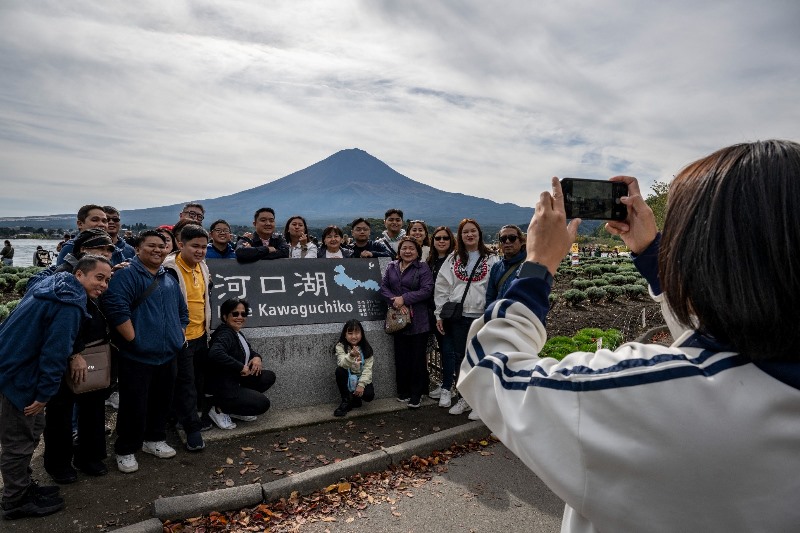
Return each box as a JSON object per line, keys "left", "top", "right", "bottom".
{"left": 439, "top": 316, "right": 475, "bottom": 390}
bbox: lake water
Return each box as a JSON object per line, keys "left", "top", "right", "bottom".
{"left": 3, "top": 239, "right": 64, "bottom": 267}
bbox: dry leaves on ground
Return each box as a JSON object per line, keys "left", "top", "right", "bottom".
{"left": 164, "top": 436, "right": 497, "bottom": 532}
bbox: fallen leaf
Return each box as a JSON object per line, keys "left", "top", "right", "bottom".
{"left": 346, "top": 516, "right": 355, "bottom": 523}
{"left": 226, "top": 457, "right": 234, "bottom": 465}
{"left": 239, "top": 467, "right": 249, "bottom": 475}
{"left": 391, "top": 511, "right": 401, "bottom": 517}
{"left": 241, "top": 446, "right": 254, "bottom": 451}
{"left": 337, "top": 482, "right": 351, "bottom": 493}
{"left": 224, "top": 479, "right": 234, "bottom": 487}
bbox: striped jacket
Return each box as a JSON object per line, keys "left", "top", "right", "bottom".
{"left": 458, "top": 241, "right": 800, "bottom": 533}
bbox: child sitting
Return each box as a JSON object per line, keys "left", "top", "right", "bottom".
{"left": 333, "top": 319, "right": 375, "bottom": 417}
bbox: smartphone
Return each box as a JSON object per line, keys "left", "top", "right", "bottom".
{"left": 560, "top": 178, "right": 628, "bottom": 221}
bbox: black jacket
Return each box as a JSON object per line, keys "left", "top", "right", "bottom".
{"left": 235, "top": 234, "right": 290, "bottom": 262}
{"left": 207, "top": 324, "right": 263, "bottom": 399}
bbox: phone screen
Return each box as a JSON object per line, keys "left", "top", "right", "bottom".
{"left": 561, "top": 179, "right": 627, "bottom": 221}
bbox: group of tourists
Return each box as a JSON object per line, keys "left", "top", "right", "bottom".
{"left": 0, "top": 200, "right": 527, "bottom": 520}
{"left": 6, "top": 138, "right": 793, "bottom": 531}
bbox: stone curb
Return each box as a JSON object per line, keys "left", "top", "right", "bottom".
{"left": 109, "top": 518, "right": 163, "bottom": 533}
{"left": 153, "top": 482, "right": 263, "bottom": 521}
{"left": 116, "top": 419, "right": 489, "bottom": 530}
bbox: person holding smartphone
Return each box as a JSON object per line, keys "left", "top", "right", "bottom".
{"left": 457, "top": 140, "right": 800, "bottom": 532}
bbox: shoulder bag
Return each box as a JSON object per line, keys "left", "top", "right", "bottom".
{"left": 440, "top": 258, "right": 482, "bottom": 321}
{"left": 66, "top": 339, "right": 111, "bottom": 394}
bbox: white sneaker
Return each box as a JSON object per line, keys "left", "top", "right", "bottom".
{"left": 468, "top": 410, "right": 481, "bottom": 421}
{"left": 105, "top": 391, "right": 119, "bottom": 409}
{"left": 449, "top": 397, "right": 471, "bottom": 415}
{"left": 438, "top": 389, "right": 452, "bottom": 408}
{"left": 229, "top": 414, "right": 257, "bottom": 422}
{"left": 208, "top": 408, "right": 237, "bottom": 430}
{"left": 428, "top": 385, "right": 443, "bottom": 399}
{"left": 141, "top": 440, "right": 176, "bottom": 459}
{"left": 116, "top": 454, "right": 138, "bottom": 473}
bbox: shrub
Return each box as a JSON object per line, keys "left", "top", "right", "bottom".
{"left": 608, "top": 274, "right": 628, "bottom": 286}
{"left": 605, "top": 285, "right": 625, "bottom": 302}
{"left": 599, "top": 264, "right": 620, "bottom": 273}
{"left": 583, "top": 265, "right": 602, "bottom": 279}
{"left": 591, "top": 279, "right": 609, "bottom": 288}
{"left": 624, "top": 275, "right": 642, "bottom": 284}
{"left": 14, "top": 278, "right": 29, "bottom": 295}
{"left": 540, "top": 328, "right": 623, "bottom": 361}
{"left": 2, "top": 274, "right": 20, "bottom": 285}
{"left": 548, "top": 292, "right": 558, "bottom": 309}
{"left": 0, "top": 304, "right": 8, "bottom": 322}
{"left": 5, "top": 299, "right": 20, "bottom": 312}
{"left": 540, "top": 336, "right": 578, "bottom": 360}
{"left": 585, "top": 286, "right": 607, "bottom": 304}
{"left": 563, "top": 289, "right": 587, "bottom": 306}
{"left": 571, "top": 279, "right": 593, "bottom": 290}
{"left": 623, "top": 284, "right": 647, "bottom": 299}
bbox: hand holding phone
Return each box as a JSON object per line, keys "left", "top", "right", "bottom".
{"left": 560, "top": 178, "right": 628, "bottom": 221}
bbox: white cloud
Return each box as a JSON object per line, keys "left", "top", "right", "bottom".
{"left": 0, "top": 0, "right": 798, "bottom": 216}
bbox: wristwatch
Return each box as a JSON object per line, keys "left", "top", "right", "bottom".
{"left": 517, "top": 261, "right": 554, "bottom": 288}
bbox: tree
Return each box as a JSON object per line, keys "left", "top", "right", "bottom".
{"left": 645, "top": 181, "right": 670, "bottom": 230}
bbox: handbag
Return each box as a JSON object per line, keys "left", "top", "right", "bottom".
{"left": 383, "top": 264, "right": 419, "bottom": 334}
{"left": 385, "top": 307, "right": 411, "bottom": 334}
{"left": 440, "top": 258, "right": 483, "bottom": 322}
{"left": 66, "top": 341, "right": 111, "bottom": 394}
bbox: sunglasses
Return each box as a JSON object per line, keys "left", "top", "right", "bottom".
{"left": 107, "top": 217, "right": 121, "bottom": 223}
{"left": 499, "top": 235, "right": 519, "bottom": 244}
{"left": 434, "top": 235, "right": 451, "bottom": 241}
{"left": 229, "top": 311, "right": 247, "bottom": 317}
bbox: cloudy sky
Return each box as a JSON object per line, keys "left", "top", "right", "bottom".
{"left": 1, "top": 0, "right": 798, "bottom": 217}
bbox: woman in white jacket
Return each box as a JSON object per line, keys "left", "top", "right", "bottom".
{"left": 434, "top": 218, "right": 498, "bottom": 415}
{"left": 459, "top": 140, "right": 800, "bottom": 532}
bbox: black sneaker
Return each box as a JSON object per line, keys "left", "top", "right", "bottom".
{"left": 349, "top": 396, "right": 363, "bottom": 409}
{"left": 46, "top": 466, "right": 77, "bottom": 485}
{"left": 185, "top": 431, "right": 205, "bottom": 452}
{"left": 30, "top": 481, "right": 60, "bottom": 498}
{"left": 333, "top": 400, "right": 351, "bottom": 417}
{"left": 199, "top": 414, "right": 214, "bottom": 432}
{"left": 74, "top": 460, "right": 108, "bottom": 477}
{"left": 2, "top": 491, "right": 64, "bottom": 520}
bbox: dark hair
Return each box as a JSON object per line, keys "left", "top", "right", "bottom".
{"left": 499, "top": 224, "right": 524, "bottom": 240}
{"left": 103, "top": 205, "right": 120, "bottom": 216}
{"left": 660, "top": 140, "right": 800, "bottom": 362}
{"left": 178, "top": 223, "right": 209, "bottom": 243}
{"left": 406, "top": 220, "right": 429, "bottom": 247}
{"left": 427, "top": 226, "right": 455, "bottom": 268}
{"left": 220, "top": 297, "right": 251, "bottom": 318}
{"left": 283, "top": 215, "right": 308, "bottom": 243}
{"left": 351, "top": 217, "right": 370, "bottom": 229}
{"left": 183, "top": 202, "right": 205, "bottom": 214}
{"left": 77, "top": 204, "right": 105, "bottom": 222}
{"left": 384, "top": 208, "right": 403, "bottom": 220}
{"left": 209, "top": 219, "right": 231, "bottom": 233}
{"left": 455, "top": 218, "right": 490, "bottom": 264}
{"left": 137, "top": 229, "right": 167, "bottom": 248}
{"left": 322, "top": 225, "right": 343, "bottom": 240}
{"left": 171, "top": 220, "right": 193, "bottom": 240}
{"left": 254, "top": 207, "right": 275, "bottom": 221}
{"left": 336, "top": 319, "right": 373, "bottom": 359}
{"left": 75, "top": 255, "right": 112, "bottom": 275}
{"left": 155, "top": 227, "right": 176, "bottom": 250}
{"left": 397, "top": 236, "right": 422, "bottom": 259}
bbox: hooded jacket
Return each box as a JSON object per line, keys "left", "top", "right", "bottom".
{"left": 0, "top": 272, "right": 88, "bottom": 411}
{"left": 102, "top": 256, "right": 189, "bottom": 365}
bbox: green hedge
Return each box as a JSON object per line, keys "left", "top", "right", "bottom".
{"left": 540, "top": 328, "right": 623, "bottom": 361}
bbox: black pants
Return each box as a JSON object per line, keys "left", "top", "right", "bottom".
{"left": 334, "top": 367, "right": 375, "bottom": 402}
{"left": 0, "top": 394, "right": 45, "bottom": 504}
{"left": 213, "top": 370, "right": 276, "bottom": 417}
{"left": 43, "top": 381, "right": 108, "bottom": 472}
{"left": 171, "top": 337, "right": 207, "bottom": 434}
{"left": 114, "top": 356, "right": 177, "bottom": 456}
{"left": 393, "top": 332, "right": 429, "bottom": 403}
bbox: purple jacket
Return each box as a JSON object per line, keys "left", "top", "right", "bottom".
{"left": 380, "top": 260, "right": 434, "bottom": 335}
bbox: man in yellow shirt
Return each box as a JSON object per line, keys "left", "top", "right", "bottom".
{"left": 163, "top": 224, "right": 211, "bottom": 451}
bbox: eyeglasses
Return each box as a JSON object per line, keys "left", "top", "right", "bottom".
{"left": 229, "top": 311, "right": 247, "bottom": 317}
{"left": 434, "top": 235, "right": 451, "bottom": 241}
{"left": 212, "top": 229, "right": 231, "bottom": 234}
{"left": 499, "top": 235, "right": 519, "bottom": 244}
{"left": 107, "top": 217, "right": 121, "bottom": 223}
{"left": 182, "top": 211, "right": 204, "bottom": 221}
